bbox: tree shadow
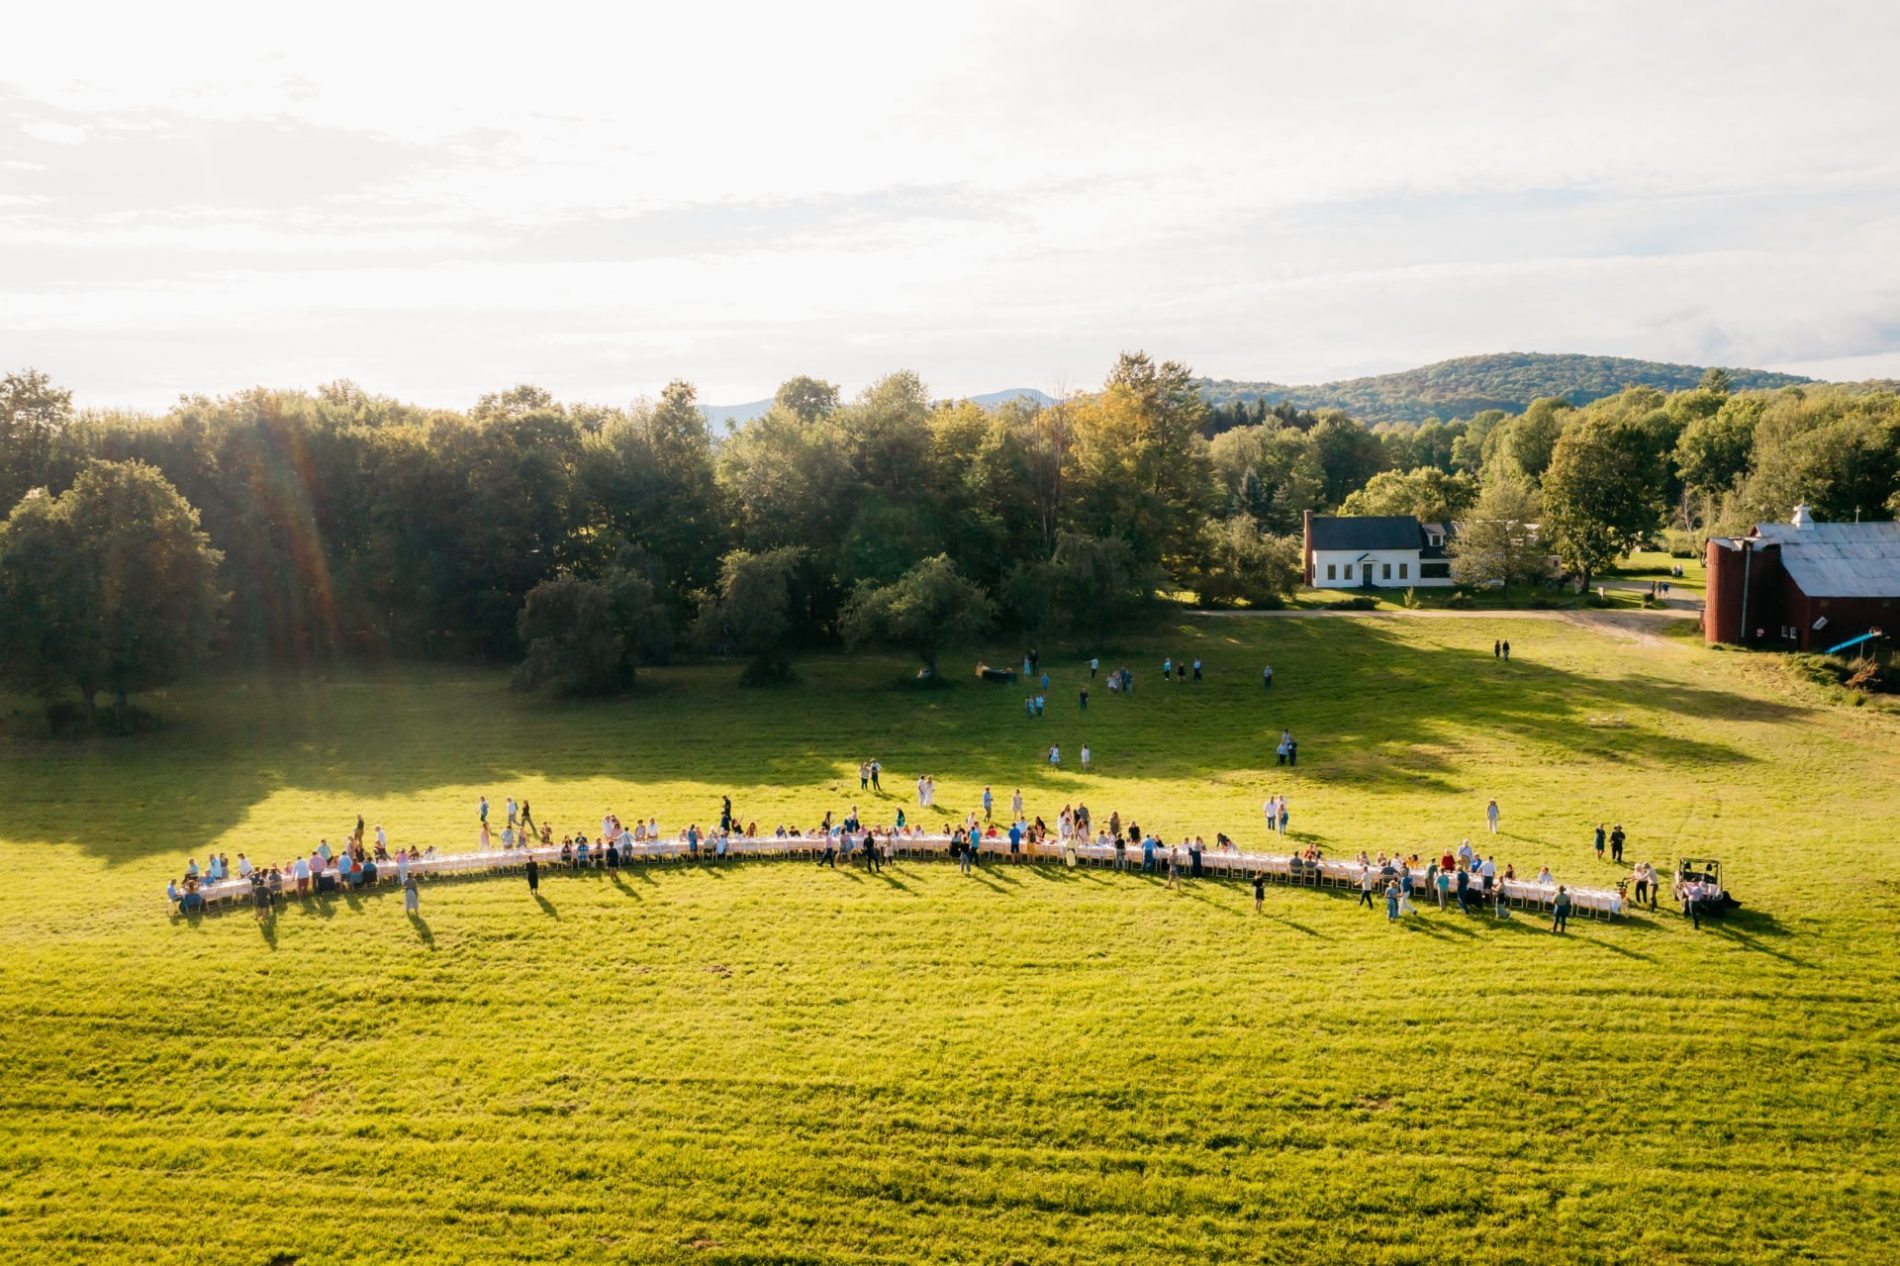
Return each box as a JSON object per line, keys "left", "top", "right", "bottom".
{"left": 0, "top": 621, "right": 1813, "bottom": 872}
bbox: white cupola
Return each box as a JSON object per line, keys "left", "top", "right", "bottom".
{"left": 1791, "top": 503, "right": 1815, "bottom": 530}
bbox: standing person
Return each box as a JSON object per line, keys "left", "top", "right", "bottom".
{"left": 1551, "top": 885, "right": 1571, "bottom": 934}
{"left": 1358, "top": 864, "right": 1377, "bottom": 909}
{"left": 1262, "top": 665, "right": 1273, "bottom": 689}
{"left": 480, "top": 796, "right": 489, "bottom": 826}
{"left": 859, "top": 762, "right": 870, "bottom": 791}
{"left": 1276, "top": 731, "right": 1291, "bottom": 766}
{"left": 1114, "top": 832, "right": 1127, "bottom": 872}
{"left": 526, "top": 855, "right": 540, "bottom": 895}
{"left": 1493, "top": 639, "right": 1501, "bottom": 659}
{"left": 1040, "top": 671, "right": 1051, "bottom": 693}
{"left": 1252, "top": 870, "right": 1266, "bottom": 914}
{"left": 1287, "top": 737, "right": 1298, "bottom": 767}
{"left": 1048, "top": 744, "right": 1061, "bottom": 768}
{"left": 1166, "top": 843, "right": 1181, "bottom": 889}
{"left": 1435, "top": 864, "right": 1451, "bottom": 910}
{"left": 1080, "top": 744, "right": 1091, "bottom": 772}
{"left": 1502, "top": 639, "right": 1512, "bottom": 662}
{"left": 1011, "top": 788, "right": 1024, "bottom": 819}
{"left": 1079, "top": 687, "right": 1089, "bottom": 712}
{"left": 1610, "top": 824, "right": 1626, "bottom": 864}
{"left": 507, "top": 797, "right": 518, "bottom": 828}
{"left": 1633, "top": 861, "right": 1651, "bottom": 908}
{"left": 1278, "top": 798, "right": 1290, "bottom": 836}
{"left": 1486, "top": 799, "right": 1501, "bottom": 835}
{"left": 1594, "top": 823, "right": 1606, "bottom": 862}
{"left": 520, "top": 798, "right": 534, "bottom": 832}
{"left": 480, "top": 821, "right": 491, "bottom": 851}
{"left": 1455, "top": 866, "right": 1471, "bottom": 913}
{"left": 982, "top": 786, "right": 994, "bottom": 822}
{"left": 871, "top": 759, "right": 882, "bottom": 792}
{"left": 403, "top": 872, "right": 419, "bottom": 914}
{"left": 1385, "top": 878, "right": 1400, "bottom": 922}
{"left": 1192, "top": 657, "right": 1202, "bottom": 682}
{"left": 1089, "top": 656, "right": 1099, "bottom": 679}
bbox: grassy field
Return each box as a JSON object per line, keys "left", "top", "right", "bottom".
{"left": 3, "top": 611, "right": 1897, "bottom": 1265}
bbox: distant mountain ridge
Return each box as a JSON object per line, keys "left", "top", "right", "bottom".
{"left": 703, "top": 386, "right": 1055, "bottom": 428}
{"left": 1199, "top": 352, "right": 1813, "bottom": 425}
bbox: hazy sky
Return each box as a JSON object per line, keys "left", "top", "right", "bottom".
{"left": 4, "top": 0, "right": 1899, "bottom": 410}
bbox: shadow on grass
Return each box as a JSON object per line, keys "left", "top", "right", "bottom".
{"left": 408, "top": 912, "right": 435, "bottom": 948}
{"left": 4, "top": 617, "right": 1809, "bottom": 866}
{"left": 533, "top": 893, "right": 559, "bottom": 919}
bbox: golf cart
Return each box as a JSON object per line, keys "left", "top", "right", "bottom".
{"left": 1674, "top": 856, "right": 1739, "bottom": 921}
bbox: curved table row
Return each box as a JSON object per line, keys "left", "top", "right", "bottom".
{"left": 186, "top": 833, "right": 1626, "bottom": 916}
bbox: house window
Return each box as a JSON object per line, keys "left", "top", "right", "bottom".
{"left": 1399, "top": 563, "right": 1409, "bottom": 580}
{"left": 1345, "top": 564, "right": 1355, "bottom": 580}
{"left": 1427, "top": 533, "right": 1443, "bottom": 547}
{"left": 1382, "top": 563, "right": 1392, "bottom": 580}
{"left": 1419, "top": 563, "right": 1450, "bottom": 579}
{"left": 1326, "top": 564, "right": 1336, "bottom": 581}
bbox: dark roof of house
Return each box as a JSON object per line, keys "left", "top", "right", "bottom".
{"left": 1306, "top": 515, "right": 1427, "bottom": 554}
{"left": 1753, "top": 520, "right": 1900, "bottom": 598}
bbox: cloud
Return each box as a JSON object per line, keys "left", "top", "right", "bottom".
{"left": 2, "top": 0, "right": 1899, "bottom": 407}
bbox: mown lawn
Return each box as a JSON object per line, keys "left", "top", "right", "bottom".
{"left": 2, "top": 612, "right": 1897, "bottom": 1265}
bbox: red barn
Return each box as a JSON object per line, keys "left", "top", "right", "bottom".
{"left": 1704, "top": 505, "right": 1900, "bottom": 650}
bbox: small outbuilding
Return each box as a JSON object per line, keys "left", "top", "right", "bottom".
{"left": 1704, "top": 505, "right": 1900, "bottom": 650}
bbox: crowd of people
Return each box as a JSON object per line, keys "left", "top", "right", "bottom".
{"left": 164, "top": 652, "right": 1717, "bottom": 936}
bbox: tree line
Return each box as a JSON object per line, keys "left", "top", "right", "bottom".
{"left": 0, "top": 357, "right": 1896, "bottom": 722}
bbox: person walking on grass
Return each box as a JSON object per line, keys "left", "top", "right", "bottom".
{"left": 1594, "top": 822, "right": 1606, "bottom": 862}
{"left": 1166, "top": 843, "right": 1182, "bottom": 890}
{"left": 1502, "top": 640, "right": 1511, "bottom": 662}
{"left": 1011, "top": 788, "right": 1024, "bottom": 820}
{"left": 1359, "top": 864, "right": 1378, "bottom": 909}
{"left": 1080, "top": 744, "right": 1091, "bottom": 772}
{"left": 982, "top": 786, "right": 994, "bottom": 822}
{"left": 403, "top": 872, "right": 419, "bottom": 914}
{"left": 1253, "top": 870, "right": 1266, "bottom": 914}
{"left": 1486, "top": 799, "right": 1501, "bottom": 835}
{"left": 1090, "top": 656, "right": 1099, "bottom": 679}
{"left": 1385, "top": 878, "right": 1400, "bottom": 922}
{"left": 480, "top": 796, "right": 489, "bottom": 826}
{"left": 1551, "top": 885, "right": 1571, "bottom": 934}
{"left": 1610, "top": 824, "right": 1626, "bottom": 864}
{"left": 525, "top": 855, "right": 540, "bottom": 895}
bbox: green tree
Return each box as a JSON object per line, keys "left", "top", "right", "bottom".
{"left": 0, "top": 460, "right": 225, "bottom": 730}
{"left": 1449, "top": 477, "right": 1551, "bottom": 592}
{"left": 0, "top": 368, "right": 75, "bottom": 512}
{"left": 1542, "top": 418, "right": 1662, "bottom": 588}
{"left": 1339, "top": 467, "right": 1478, "bottom": 523}
{"left": 1310, "top": 412, "right": 1388, "bottom": 506}
{"left": 1187, "top": 518, "right": 1303, "bottom": 607}
{"left": 839, "top": 554, "right": 994, "bottom": 677}
{"left": 774, "top": 375, "right": 841, "bottom": 422}
{"left": 513, "top": 576, "right": 632, "bottom": 697}
{"left": 1489, "top": 397, "right": 1573, "bottom": 482}
{"left": 693, "top": 547, "right": 805, "bottom": 684}
{"left": 1674, "top": 395, "right": 1762, "bottom": 495}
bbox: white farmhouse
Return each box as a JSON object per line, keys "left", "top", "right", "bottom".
{"left": 1302, "top": 512, "right": 1456, "bottom": 589}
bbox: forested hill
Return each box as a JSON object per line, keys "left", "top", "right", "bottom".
{"left": 1199, "top": 353, "right": 1812, "bottom": 425}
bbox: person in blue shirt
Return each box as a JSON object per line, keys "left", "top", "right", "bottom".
{"left": 1141, "top": 834, "right": 1157, "bottom": 874}
{"left": 982, "top": 787, "right": 993, "bottom": 821}
{"left": 1007, "top": 821, "right": 1023, "bottom": 863}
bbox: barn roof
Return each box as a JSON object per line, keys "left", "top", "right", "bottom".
{"left": 1306, "top": 516, "right": 1425, "bottom": 553}
{"left": 1753, "top": 520, "right": 1900, "bottom": 598}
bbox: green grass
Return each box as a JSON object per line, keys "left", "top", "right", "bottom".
{"left": 4, "top": 613, "right": 1898, "bottom": 1265}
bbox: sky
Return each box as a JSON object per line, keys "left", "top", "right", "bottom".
{"left": 3, "top": 0, "right": 1900, "bottom": 411}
